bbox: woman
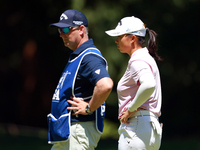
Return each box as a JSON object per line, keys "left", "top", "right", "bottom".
{"left": 105, "top": 16, "right": 163, "bottom": 150}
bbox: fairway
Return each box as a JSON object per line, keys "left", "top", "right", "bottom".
{"left": 1, "top": 133, "right": 200, "bottom": 150}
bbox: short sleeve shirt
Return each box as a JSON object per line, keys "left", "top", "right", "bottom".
{"left": 69, "top": 39, "right": 110, "bottom": 121}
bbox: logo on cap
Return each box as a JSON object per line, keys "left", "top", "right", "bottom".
{"left": 60, "top": 13, "right": 68, "bottom": 20}
{"left": 73, "top": 21, "right": 83, "bottom": 25}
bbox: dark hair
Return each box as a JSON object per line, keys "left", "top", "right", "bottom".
{"left": 137, "top": 28, "right": 163, "bottom": 61}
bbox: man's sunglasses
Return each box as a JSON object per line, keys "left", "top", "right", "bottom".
{"left": 58, "top": 27, "right": 73, "bottom": 34}
{"left": 58, "top": 26, "right": 79, "bottom": 34}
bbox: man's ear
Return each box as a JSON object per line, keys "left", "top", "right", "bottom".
{"left": 79, "top": 25, "right": 85, "bottom": 35}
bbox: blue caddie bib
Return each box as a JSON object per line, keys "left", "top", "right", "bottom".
{"left": 47, "top": 48, "right": 106, "bottom": 144}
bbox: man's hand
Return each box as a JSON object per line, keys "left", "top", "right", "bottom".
{"left": 67, "top": 97, "right": 88, "bottom": 115}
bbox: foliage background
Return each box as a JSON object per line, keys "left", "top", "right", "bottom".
{"left": 0, "top": 0, "right": 200, "bottom": 149}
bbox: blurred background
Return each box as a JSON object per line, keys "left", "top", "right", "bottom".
{"left": 0, "top": 0, "right": 200, "bottom": 149}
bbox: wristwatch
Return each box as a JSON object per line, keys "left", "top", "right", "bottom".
{"left": 85, "top": 104, "right": 93, "bottom": 115}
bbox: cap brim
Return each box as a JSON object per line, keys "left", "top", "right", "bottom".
{"left": 105, "top": 29, "right": 124, "bottom": 37}
{"left": 106, "top": 29, "right": 146, "bottom": 37}
{"left": 49, "top": 22, "right": 71, "bottom": 28}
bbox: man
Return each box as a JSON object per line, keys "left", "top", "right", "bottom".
{"left": 47, "top": 9, "right": 113, "bottom": 150}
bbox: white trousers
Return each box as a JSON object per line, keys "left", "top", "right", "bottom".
{"left": 51, "top": 121, "right": 101, "bottom": 150}
{"left": 118, "top": 110, "right": 162, "bottom": 150}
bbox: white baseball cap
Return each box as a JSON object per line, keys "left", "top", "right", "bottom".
{"left": 105, "top": 16, "right": 146, "bottom": 37}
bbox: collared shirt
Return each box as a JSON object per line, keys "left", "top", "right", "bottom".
{"left": 70, "top": 39, "right": 110, "bottom": 122}
{"left": 117, "top": 48, "right": 162, "bottom": 118}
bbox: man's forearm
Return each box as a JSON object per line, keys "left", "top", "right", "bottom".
{"left": 89, "top": 77, "right": 113, "bottom": 112}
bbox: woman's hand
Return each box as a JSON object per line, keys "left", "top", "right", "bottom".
{"left": 120, "top": 109, "right": 137, "bottom": 124}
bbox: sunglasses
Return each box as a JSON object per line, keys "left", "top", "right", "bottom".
{"left": 58, "top": 26, "right": 80, "bottom": 34}
{"left": 58, "top": 27, "right": 73, "bottom": 34}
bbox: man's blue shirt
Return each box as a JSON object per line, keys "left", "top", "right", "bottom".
{"left": 69, "top": 39, "right": 110, "bottom": 122}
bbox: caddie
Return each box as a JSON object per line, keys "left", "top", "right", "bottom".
{"left": 47, "top": 9, "right": 113, "bottom": 150}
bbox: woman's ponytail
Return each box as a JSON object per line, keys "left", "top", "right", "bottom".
{"left": 146, "top": 28, "right": 163, "bottom": 61}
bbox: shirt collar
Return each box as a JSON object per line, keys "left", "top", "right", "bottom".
{"left": 71, "top": 38, "right": 95, "bottom": 56}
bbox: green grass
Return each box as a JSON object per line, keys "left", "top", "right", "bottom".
{"left": 0, "top": 134, "right": 117, "bottom": 150}
{"left": 1, "top": 134, "right": 200, "bottom": 150}
{"left": 1, "top": 123, "right": 200, "bottom": 150}
{"left": 160, "top": 138, "right": 200, "bottom": 150}
{"left": 0, "top": 134, "right": 51, "bottom": 150}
